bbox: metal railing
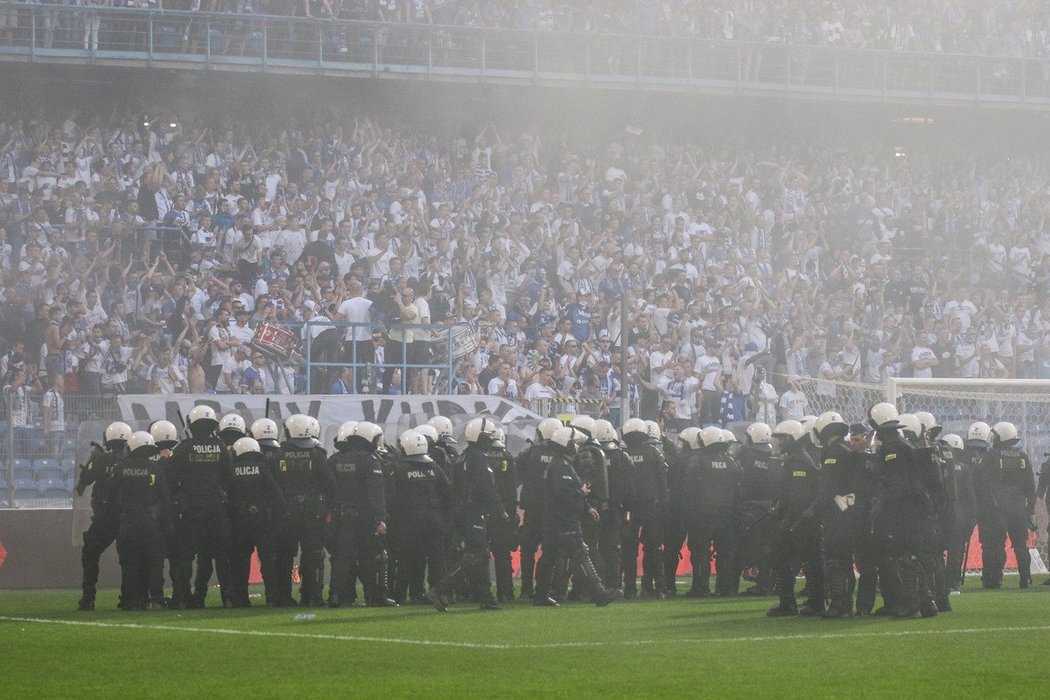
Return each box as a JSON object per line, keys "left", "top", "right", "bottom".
{"left": 2, "top": 5, "right": 1050, "bottom": 107}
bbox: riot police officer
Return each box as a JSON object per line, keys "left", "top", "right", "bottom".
{"left": 168, "top": 406, "right": 234, "bottom": 609}
{"left": 849, "top": 422, "right": 879, "bottom": 616}
{"left": 620, "top": 418, "right": 668, "bottom": 600}
{"left": 225, "top": 436, "right": 285, "bottom": 608}
{"left": 767, "top": 420, "right": 824, "bottom": 617}
{"left": 326, "top": 421, "right": 392, "bottom": 607}
{"left": 567, "top": 416, "right": 609, "bottom": 595}
{"left": 112, "top": 431, "right": 171, "bottom": 611}
{"left": 518, "top": 418, "right": 561, "bottom": 599}
{"left": 737, "top": 422, "right": 777, "bottom": 596}
{"left": 533, "top": 426, "right": 622, "bottom": 608}
{"left": 951, "top": 421, "right": 989, "bottom": 589}
{"left": 691, "top": 426, "right": 743, "bottom": 597}
{"left": 814, "top": 411, "right": 863, "bottom": 618}
{"left": 983, "top": 421, "right": 1037, "bottom": 588}
{"left": 871, "top": 405, "right": 928, "bottom": 619}
{"left": 426, "top": 417, "right": 510, "bottom": 612}
{"left": 664, "top": 427, "right": 700, "bottom": 597}
{"left": 390, "top": 429, "right": 453, "bottom": 604}
{"left": 273, "top": 413, "right": 335, "bottom": 607}
{"left": 487, "top": 426, "right": 519, "bottom": 603}
{"left": 218, "top": 414, "right": 247, "bottom": 448}
{"left": 594, "top": 419, "right": 629, "bottom": 592}
{"left": 76, "top": 421, "right": 131, "bottom": 611}
{"left": 147, "top": 420, "right": 179, "bottom": 607}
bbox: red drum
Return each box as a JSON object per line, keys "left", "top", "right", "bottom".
{"left": 250, "top": 323, "right": 297, "bottom": 358}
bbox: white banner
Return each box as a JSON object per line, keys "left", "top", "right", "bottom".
{"left": 117, "top": 394, "right": 542, "bottom": 445}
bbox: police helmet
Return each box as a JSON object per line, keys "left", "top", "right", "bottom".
{"left": 773, "top": 420, "right": 805, "bottom": 442}
{"left": 492, "top": 426, "right": 507, "bottom": 449}
{"left": 250, "top": 418, "right": 281, "bottom": 449}
{"left": 799, "top": 415, "right": 818, "bottom": 443}
{"left": 104, "top": 421, "right": 132, "bottom": 448}
{"left": 415, "top": 423, "right": 439, "bottom": 446}
{"left": 218, "top": 413, "right": 246, "bottom": 437}
{"left": 127, "top": 430, "right": 158, "bottom": 457}
{"left": 991, "top": 421, "right": 1019, "bottom": 445}
{"left": 966, "top": 421, "right": 991, "bottom": 447}
{"left": 644, "top": 420, "right": 662, "bottom": 441}
{"left": 868, "top": 402, "right": 901, "bottom": 431}
{"left": 621, "top": 418, "right": 648, "bottom": 444}
{"left": 699, "top": 426, "right": 723, "bottom": 449}
{"left": 940, "top": 433, "right": 964, "bottom": 452}
{"left": 746, "top": 422, "right": 773, "bottom": 445}
{"left": 351, "top": 421, "right": 385, "bottom": 450}
{"left": 570, "top": 415, "right": 596, "bottom": 437}
{"left": 149, "top": 420, "right": 179, "bottom": 450}
{"left": 464, "top": 417, "right": 499, "bottom": 445}
{"left": 915, "top": 411, "right": 940, "bottom": 439}
{"left": 334, "top": 421, "right": 359, "bottom": 450}
{"left": 898, "top": 413, "right": 922, "bottom": 440}
{"left": 721, "top": 429, "right": 738, "bottom": 444}
{"left": 551, "top": 426, "right": 583, "bottom": 451}
{"left": 305, "top": 416, "right": 321, "bottom": 440}
{"left": 678, "top": 427, "right": 701, "bottom": 451}
{"left": 593, "top": 419, "right": 619, "bottom": 446}
{"left": 428, "top": 416, "right": 457, "bottom": 444}
{"left": 284, "top": 414, "right": 317, "bottom": 448}
{"left": 399, "top": 430, "right": 432, "bottom": 461}
{"left": 187, "top": 405, "right": 219, "bottom": 433}
{"left": 537, "top": 417, "right": 563, "bottom": 442}
{"left": 814, "top": 411, "right": 848, "bottom": 443}
{"left": 232, "top": 437, "right": 261, "bottom": 457}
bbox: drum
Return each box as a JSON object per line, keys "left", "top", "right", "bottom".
{"left": 250, "top": 323, "right": 297, "bottom": 358}
{"left": 433, "top": 325, "right": 478, "bottom": 364}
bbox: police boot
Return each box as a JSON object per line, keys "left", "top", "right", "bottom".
{"left": 685, "top": 560, "right": 709, "bottom": 598}
{"left": 895, "top": 558, "right": 922, "bottom": 619}
{"left": 370, "top": 557, "right": 399, "bottom": 607}
{"left": 519, "top": 547, "right": 536, "bottom": 599}
{"left": 932, "top": 561, "right": 951, "bottom": 612}
{"left": 822, "top": 563, "right": 852, "bottom": 619}
{"left": 77, "top": 594, "right": 95, "bottom": 611}
{"left": 532, "top": 554, "right": 561, "bottom": 607}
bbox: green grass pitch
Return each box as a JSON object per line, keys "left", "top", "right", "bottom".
{"left": 2, "top": 577, "right": 1045, "bottom": 698}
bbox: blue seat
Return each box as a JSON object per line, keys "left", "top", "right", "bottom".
{"left": 12, "top": 459, "right": 33, "bottom": 480}
{"left": 40, "top": 478, "right": 71, "bottom": 500}
{"left": 14, "top": 478, "right": 41, "bottom": 499}
{"left": 36, "top": 468, "right": 63, "bottom": 482}
{"left": 61, "top": 457, "right": 77, "bottom": 471}
{"left": 34, "top": 458, "right": 59, "bottom": 472}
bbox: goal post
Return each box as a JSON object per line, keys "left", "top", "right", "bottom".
{"left": 887, "top": 377, "right": 1050, "bottom": 579}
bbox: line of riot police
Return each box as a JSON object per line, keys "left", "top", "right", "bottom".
{"left": 75, "top": 404, "right": 1042, "bottom": 615}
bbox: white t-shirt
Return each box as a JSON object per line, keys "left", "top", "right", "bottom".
{"left": 778, "top": 389, "right": 808, "bottom": 420}
{"left": 338, "top": 296, "right": 373, "bottom": 341}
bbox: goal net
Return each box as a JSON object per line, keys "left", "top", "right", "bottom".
{"left": 890, "top": 378, "right": 1050, "bottom": 580}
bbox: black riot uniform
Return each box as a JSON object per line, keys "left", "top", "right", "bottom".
{"left": 226, "top": 449, "right": 285, "bottom": 607}
{"left": 768, "top": 435, "right": 824, "bottom": 616}
{"left": 852, "top": 437, "right": 880, "bottom": 616}
{"left": 874, "top": 427, "right": 929, "bottom": 618}
{"left": 76, "top": 440, "right": 125, "bottom": 610}
{"left": 274, "top": 439, "right": 335, "bottom": 606}
{"left": 620, "top": 433, "right": 668, "bottom": 599}
{"left": 518, "top": 439, "right": 556, "bottom": 599}
{"left": 168, "top": 428, "right": 234, "bottom": 609}
{"left": 326, "top": 438, "right": 391, "bottom": 607}
{"left": 980, "top": 439, "right": 1036, "bottom": 588}
{"left": 487, "top": 441, "right": 519, "bottom": 602}
{"left": 112, "top": 446, "right": 171, "bottom": 610}
{"left": 737, "top": 441, "right": 778, "bottom": 596}
{"left": 943, "top": 442, "right": 977, "bottom": 591}
{"left": 599, "top": 437, "right": 630, "bottom": 591}
{"left": 574, "top": 435, "right": 609, "bottom": 575}
{"left": 533, "top": 444, "right": 621, "bottom": 608}
{"left": 426, "top": 434, "right": 459, "bottom": 597}
{"left": 690, "top": 440, "right": 742, "bottom": 597}
{"left": 390, "top": 445, "right": 453, "bottom": 604}
{"left": 663, "top": 440, "right": 695, "bottom": 596}
{"left": 969, "top": 438, "right": 1000, "bottom": 588}
{"left": 818, "top": 435, "right": 864, "bottom": 618}
{"left": 427, "top": 433, "right": 510, "bottom": 611}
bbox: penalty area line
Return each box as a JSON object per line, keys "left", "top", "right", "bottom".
{"left": 1, "top": 616, "right": 1048, "bottom": 650}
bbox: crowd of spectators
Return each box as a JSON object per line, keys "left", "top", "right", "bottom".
{"left": 2, "top": 0, "right": 1050, "bottom": 59}
{"left": 1, "top": 103, "right": 1049, "bottom": 437}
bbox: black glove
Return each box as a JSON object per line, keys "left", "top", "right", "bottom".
{"left": 1027, "top": 515, "right": 1038, "bottom": 532}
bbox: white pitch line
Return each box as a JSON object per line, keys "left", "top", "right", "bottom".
{"left": 1, "top": 616, "right": 1047, "bottom": 650}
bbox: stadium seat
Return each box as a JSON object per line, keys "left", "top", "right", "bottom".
{"left": 40, "top": 478, "right": 72, "bottom": 500}
{"left": 12, "top": 459, "right": 33, "bottom": 480}
{"left": 154, "top": 24, "right": 181, "bottom": 51}
{"left": 34, "top": 458, "right": 59, "bottom": 472}
{"left": 207, "top": 27, "right": 223, "bottom": 55}
{"left": 13, "top": 478, "right": 41, "bottom": 499}
{"left": 36, "top": 468, "right": 64, "bottom": 482}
